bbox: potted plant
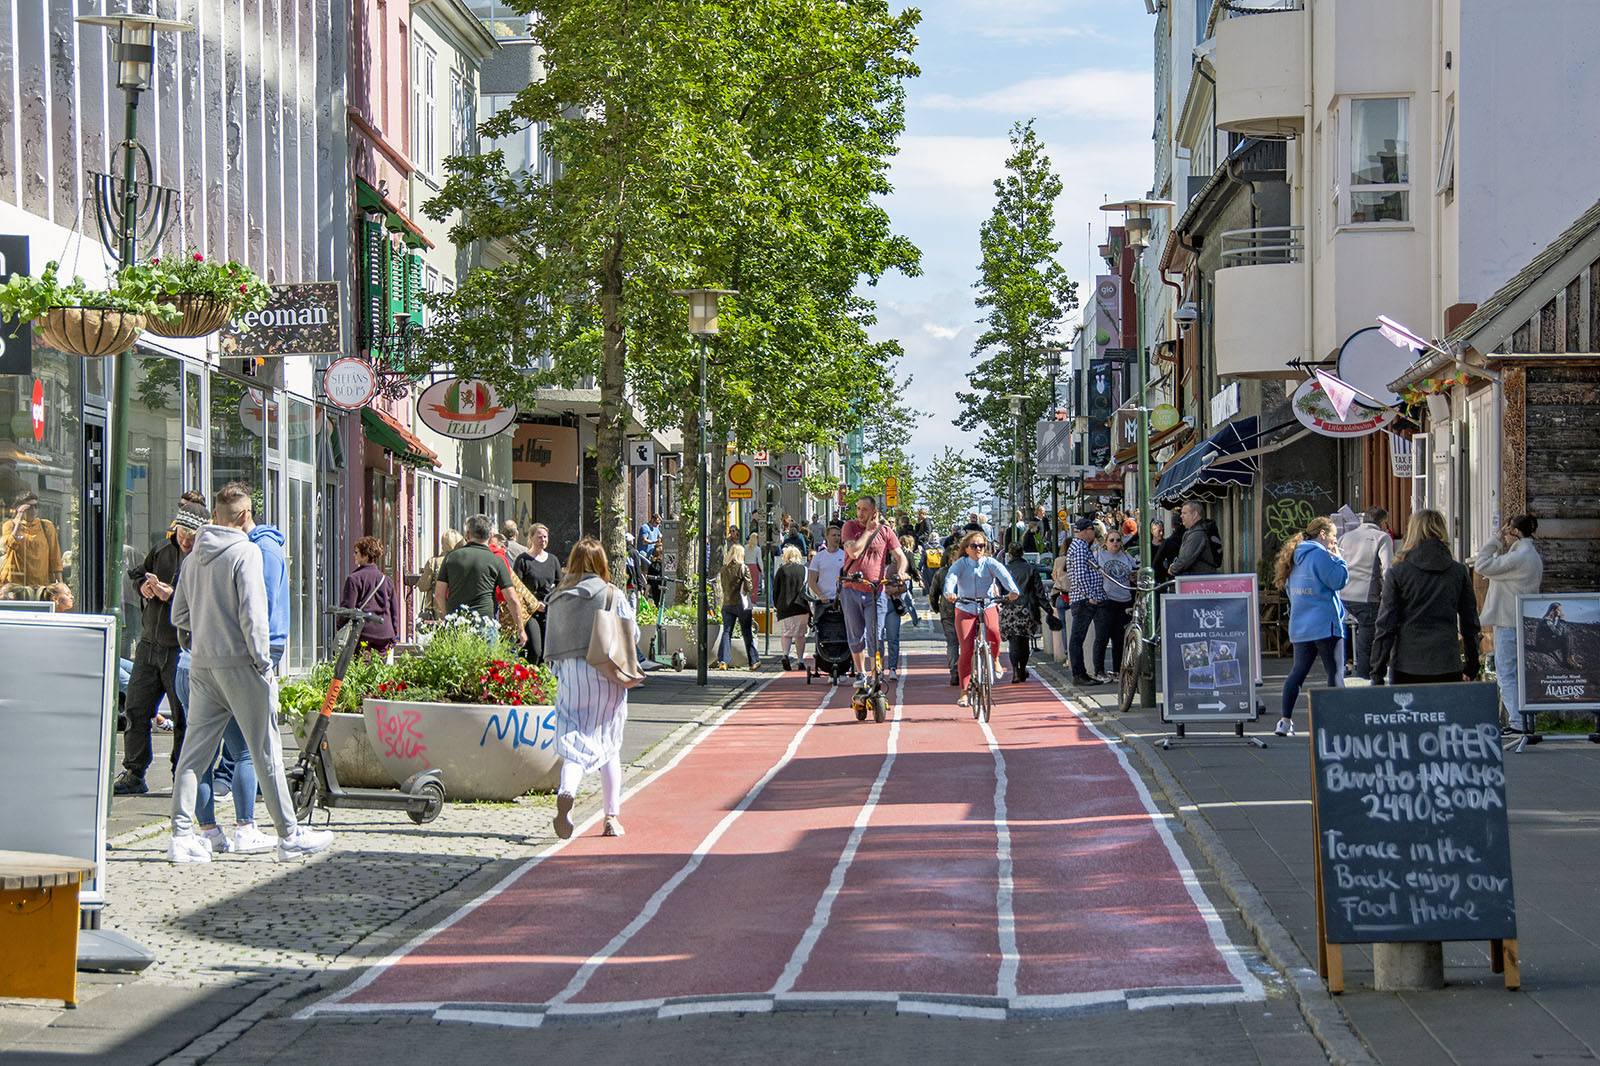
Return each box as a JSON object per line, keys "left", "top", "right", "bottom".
{"left": 0, "top": 260, "right": 179, "bottom": 357}
{"left": 119, "top": 250, "right": 272, "bottom": 338}
{"left": 278, "top": 612, "right": 561, "bottom": 801}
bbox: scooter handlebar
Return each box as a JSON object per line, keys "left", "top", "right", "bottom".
{"left": 329, "top": 605, "right": 381, "bottom": 624}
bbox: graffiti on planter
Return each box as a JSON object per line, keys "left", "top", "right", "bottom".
{"left": 1265, "top": 497, "right": 1317, "bottom": 545}
{"left": 480, "top": 707, "right": 558, "bottom": 751}
{"left": 374, "top": 704, "right": 430, "bottom": 765}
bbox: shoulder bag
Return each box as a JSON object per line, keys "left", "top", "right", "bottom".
{"left": 586, "top": 585, "right": 645, "bottom": 689}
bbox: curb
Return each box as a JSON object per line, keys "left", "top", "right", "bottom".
{"left": 1035, "top": 660, "right": 1380, "bottom": 1066}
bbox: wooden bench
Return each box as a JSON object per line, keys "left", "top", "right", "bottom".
{"left": 0, "top": 850, "right": 98, "bottom": 1006}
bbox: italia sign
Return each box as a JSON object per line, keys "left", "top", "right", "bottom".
{"left": 417, "top": 379, "right": 518, "bottom": 440}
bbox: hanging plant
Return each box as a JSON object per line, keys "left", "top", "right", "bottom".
{"left": 119, "top": 250, "right": 273, "bottom": 338}
{"left": 0, "top": 261, "right": 179, "bottom": 357}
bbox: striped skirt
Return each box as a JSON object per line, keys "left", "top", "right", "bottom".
{"left": 550, "top": 656, "right": 630, "bottom": 775}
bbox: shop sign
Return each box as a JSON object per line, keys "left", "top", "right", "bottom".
{"left": 785, "top": 464, "right": 804, "bottom": 482}
{"left": 1152, "top": 403, "right": 1180, "bottom": 432}
{"left": 0, "top": 235, "right": 32, "bottom": 376}
{"left": 30, "top": 379, "right": 44, "bottom": 441}
{"left": 512, "top": 424, "right": 579, "bottom": 484}
{"left": 629, "top": 440, "right": 656, "bottom": 466}
{"left": 323, "top": 357, "right": 378, "bottom": 410}
{"left": 1290, "top": 377, "right": 1396, "bottom": 438}
{"left": 1210, "top": 382, "right": 1240, "bottom": 426}
{"left": 416, "top": 379, "right": 518, "bottom": 440}
{"left": 221, "top": 282, "right": 343, "bottom": 357}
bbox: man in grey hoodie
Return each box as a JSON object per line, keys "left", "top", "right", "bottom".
{"left": 166, "top": 484, "right": 333, "bottom": 864}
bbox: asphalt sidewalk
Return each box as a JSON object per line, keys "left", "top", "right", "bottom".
{"left": 0, "top": 668, "right": 760, "bottom": 1066}
{"left": 1040, "top": 651, "right": 1600, "bottom": 1066}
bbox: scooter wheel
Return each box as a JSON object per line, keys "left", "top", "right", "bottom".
{"left": 872, "top": 695, "right": 887, "bottom": 723}
{"left": 853, "top": 696, "right": 868, "bottom": 722}
{"left": 671, "top": 651, "right": 686, "bottom": 671}
{"left": 286, "top": 766, "right": 315, "bottom": 824}
{"left": 408, "top": 780, "right": 446, "bottom": 825}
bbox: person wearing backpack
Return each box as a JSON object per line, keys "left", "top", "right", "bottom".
{"left": 1169, "top": 500, "right": 1222, "bottom": 577}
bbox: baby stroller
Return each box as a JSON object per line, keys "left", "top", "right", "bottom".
{"left": 807, "top": 599, "right": 851, "bottom": 684}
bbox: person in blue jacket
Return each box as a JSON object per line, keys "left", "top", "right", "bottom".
{"left": 1272, "top": 516, "right": 1349, "bottom": 737}
{"left": 941, "top": 530, "right": 1020, "bottom": 708}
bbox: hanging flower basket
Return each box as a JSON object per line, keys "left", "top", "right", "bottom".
{"left": 142, "top": 293, "right": 235, "bottom": 338}
{"left": 34, "top": 307, "right": 147, "bottom": 358}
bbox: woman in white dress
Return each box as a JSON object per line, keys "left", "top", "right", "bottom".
{"left": 545, "top": 536, "right": 636, "bottom": 839}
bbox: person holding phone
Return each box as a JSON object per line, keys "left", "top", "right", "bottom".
{"left": 1, "top": 491, "right": 62, "bottom": 587}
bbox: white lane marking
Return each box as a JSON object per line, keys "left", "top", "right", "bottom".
{"left": 301, "top": 673, "right": 787, "bottom": 1019}
{"left": 768, "top": 650, "right": 907, "bottom": 996}
{"left": 1036, "top": 676, "right": 1264, "bottom": 1000}
{"left": 547, "top": 682, "right": 843, "bottom": 1008}
{"left": 658, "top": 998, "right": 774, "bottom": 1019}
{"left": 433, "top": 1008, "right": 545, "bottom": 1028}
{"left": 978, "top": 712, "right": 1019, "bottom": 1001}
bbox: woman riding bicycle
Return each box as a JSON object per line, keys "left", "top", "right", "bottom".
{"left": 942, "top": 530, "right": 1020, "bottom": 707}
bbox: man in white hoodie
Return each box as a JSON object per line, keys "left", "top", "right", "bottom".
{"left": 167, "top": 484, "right": 333, "bottom": 864}
{"left": 1340, "top": 507, "right": 1394, "bottom": 681}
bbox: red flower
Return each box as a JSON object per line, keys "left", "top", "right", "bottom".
{"left": 239, "top": 283, "right": 248, "bottom": 293}
{"left": 193, "top": 253, "right": 203, "bottom": 261}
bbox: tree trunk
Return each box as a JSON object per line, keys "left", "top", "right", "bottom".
{"left": 674, "top": 403, "right": 702, "bottom": 604}
{"left": 597, "top": 236, "right": 630, "bottom": 584}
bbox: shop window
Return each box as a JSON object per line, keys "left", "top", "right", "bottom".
{"left": 0, "top": 350, "right": 82, "bottom": 609}
{"left": 210, "top": 375, "right": 265, "bottom": 504}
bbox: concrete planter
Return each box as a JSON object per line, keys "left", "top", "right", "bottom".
{"left": 363, "top": 698, "right": 561, "bottom": 801}
{"left": 644, "top": 621, "right": 761, "bottom": 668}
{"left": 293, "top": 712, "right": 396, "bottom": 789}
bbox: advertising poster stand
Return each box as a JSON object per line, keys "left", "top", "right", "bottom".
{"left": 1509, "top": 592, "right": 1600, "bottom": 753}
{"left": 1158, "top": 592, "right": 1264, "bottom": 750}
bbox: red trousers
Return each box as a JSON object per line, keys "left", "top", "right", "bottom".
{"left": 955, "top": 606, "right": 1000, "bottom": 691}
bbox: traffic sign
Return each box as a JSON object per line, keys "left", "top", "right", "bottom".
{"left": 785, "top": 463, "right": 803, "bottom": 482}
{"left": 629, "top": 439, "right": 656, "bottom": 466}
{"left": 728, "top": 459, "right": 753, "bottom": 500}
{"left": 885, "top": 476, "right": 899, "bottom": 508}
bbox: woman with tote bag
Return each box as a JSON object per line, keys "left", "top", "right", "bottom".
{"left": 545, "top": 537, "right": 639, "bottom": 840}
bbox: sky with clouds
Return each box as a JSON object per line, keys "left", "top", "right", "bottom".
{"left": 869, "top": 0, "right": 1155, "bottom": 484}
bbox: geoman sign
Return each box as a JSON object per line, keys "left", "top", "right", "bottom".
{"left": 220, "top": 282, "right": 343, "bottom": 357}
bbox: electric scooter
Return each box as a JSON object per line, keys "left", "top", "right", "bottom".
{"left": 850, "top": 579, "right": 890, "bottom": 724}
{"left": 285, "top": 605, "right": 445, "bottom": 825}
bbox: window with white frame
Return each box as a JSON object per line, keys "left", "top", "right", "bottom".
{"left": 412, "top": 40, "right": 438, "bottom": 177}
{"left": 450, "top": 69, "right": 477, "bottom": 159}
{"left": 1344, "top": 96, "right": 1410, "bottom": 224}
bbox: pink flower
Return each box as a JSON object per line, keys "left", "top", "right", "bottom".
{"left": 193, "top": 253, "right": 203, "bottom": 261}
{"left": 239, "top": 283, "right": 248, "bottom": 293}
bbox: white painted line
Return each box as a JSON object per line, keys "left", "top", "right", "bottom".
{"left": 1127, "top": 990, "right": 1256, "bottom": 1011}
{"left": 300, "top": 676, "right": 785, "bottom": 1019}
{"left": 1008, "top": 989, "right": 1129, "bottom": 1012}
{"left": 898, "top": 999, "right": 1009, "bottom": 1021}
{"left": 1036, "top": 675, "right": 1265, "bottom": 1001}
{"left": 657, "top": 998, "right": 774, "bottom": 1019}
{"left": 547, "top": 683, "right": 843, "bottom": 1008}
{"left": 433, "top": 1008, "right": 545, "bottom": 1028}
{"left": 768, "top": 656, "right": 907, "bottom": 996}
{"left": 978, "top": 713, "right": 1019, "bottom": 1001}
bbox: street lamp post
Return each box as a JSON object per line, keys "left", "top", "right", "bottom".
{"left": 75, "top": 12, "right": 191, "bottom": 645}
{"left": 1039, "top": 344, "right": 1066, "bottom": 549}
{"left": 1001, "top": 392, "right": 1027, "bottom": 546}
{"left": 673, "top": 288, "right": 736, "bottom": 687}
{"left": 1101, "top": 198, "right": 1174, "bottom": 708}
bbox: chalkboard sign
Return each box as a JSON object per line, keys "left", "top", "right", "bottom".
{"left": 1309, "top": 682, "right": 1516, "bottom": 945}
{"left": 1159, "top": 592, "right": 1257, "bottom": 722}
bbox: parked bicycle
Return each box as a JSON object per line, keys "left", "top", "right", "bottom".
{"left": 1114, "top": 577, "right": 1176, "bottom": 714}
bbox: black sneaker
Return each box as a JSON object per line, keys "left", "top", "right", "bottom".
{"left": 113, "top": 772, "right": 148, "bottom": 796}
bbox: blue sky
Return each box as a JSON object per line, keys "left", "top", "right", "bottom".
{"left": 869, "top": 0, "right": 1155, "bottom": 474}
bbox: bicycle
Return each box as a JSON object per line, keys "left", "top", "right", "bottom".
{"left": 955, "top": 594, "right": 1007, "bottom": 724}
{"left": 848, "top": 578, "right": 890, "bottom": 724}
{"left": 1115, "top": 577, "right": 1176, "bottom": 714}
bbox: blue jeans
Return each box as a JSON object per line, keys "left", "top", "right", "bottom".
{"left": 1281, "top": 636, "right": 1345, "bottom": 720}
{"left": 841, "top": 586, "right": 889, "bottom": 658}
{"left": 885, "top": 603, "right": 901, "bottom": 670}
{"left": 1346, "top": 602, "right": 1378, "bottom": 680}
{"left": 1494, "top": 626, "right": 1525, "bottom": 728}
{"left": 901, "top": 590, "right": 920, "bottom": 628}
{"left": 718, "top": 606, "right": 758, "bottom": 666}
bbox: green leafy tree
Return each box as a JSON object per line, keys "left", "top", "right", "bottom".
{"left": 955, "top": 120, "right": 1078, "bottom": 512}
{"left": 920, "top": 446, "right": 974, "bottom": 537}
{"left": 420, "top": 0, "right": 920, "bottom": 582}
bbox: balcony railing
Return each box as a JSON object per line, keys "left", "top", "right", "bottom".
{"left": 1220, "top": 226, "right": 1303, "bottom": 267}
{"left": 1219, "top": 0, "right": 1303, "bottom": 16}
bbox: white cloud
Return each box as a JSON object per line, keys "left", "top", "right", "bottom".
{"left": 918, "top": 69, "right": 1154, "bottom": 125}
{"left": 888, "top": 135, "right": 1013, "bottom": 194}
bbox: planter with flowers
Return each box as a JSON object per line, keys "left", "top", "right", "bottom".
{"left": 119, "top": 250, "right": 272, "bottom": 338}
{"left": 278, "top": 613, "right": 560, "bottom": 801}
{"left": 0, "top": 260, "right": 179, "bottom": 357}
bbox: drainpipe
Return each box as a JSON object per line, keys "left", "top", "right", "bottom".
{"left": 1161, "top": 264, "right": 1186, "bottom": 424}
{"left": 1302, "top": 0, "right": 1314, "bottom": 371}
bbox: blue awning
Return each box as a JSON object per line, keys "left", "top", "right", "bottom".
{"left": 1154, "top": 416, "right": 1259, "bottom": 504}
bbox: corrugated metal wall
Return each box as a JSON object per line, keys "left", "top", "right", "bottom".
{"left": 0, "top": 0, "right": 343, "bottom": 285}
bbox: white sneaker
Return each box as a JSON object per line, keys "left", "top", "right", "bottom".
{"left": 232, "top": 824, "right": 276, "bottom": 854}
{"left": 201, "top": 826, "right": 232, "bottom": 854}
{"left": 168, "top": 834, "right": 213, "bottom": 864}
{"left": 276, "top": 826, "right": 334, "bottom": 861}
{"left": 1274, "top": 718, "right": 1295, "bottom": 737}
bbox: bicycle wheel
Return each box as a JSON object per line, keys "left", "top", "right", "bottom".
{"left": 980, "top": 657, "right": 993, "bottom": 724}
{"left": 975, "top": 645, "right": 992, "bottom": 721}
{"left": 1118, "top": 620, "right": 1143, "bottom": 714}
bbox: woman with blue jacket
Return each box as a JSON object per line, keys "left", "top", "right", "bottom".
{"left": 1272, "top": 516, "right": 1349, "bottom": 737}
{"left": 942, "top": 530, "right": 1020, "bottom": 707}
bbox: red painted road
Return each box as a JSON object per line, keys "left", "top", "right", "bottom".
{"left": 318, "top": 653, "right": 1260, "bottom": 1022}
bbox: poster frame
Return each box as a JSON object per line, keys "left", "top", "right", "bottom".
{"left": 1515, "top": 592, "right": 1600, "bottom": 713}
{"left": 1158, "top": 591, "right": 1259, "bottom": 724}
{"left": 1174, "top": 572, "right": 1264, "bottom": 684}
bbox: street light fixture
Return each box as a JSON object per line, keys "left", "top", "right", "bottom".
{"left": 1101, "top": 197, "right": 1174, "bottom": 708}
{"left": 672, "top": 287, "right": 737, "bottom": 687}
{"left": 75, "top": 11, "right": 192, "bottom": 650}
{"left": 1038, "top": 344, "right": 1067, "bottom": 547}
{"left": 1000, "top": 392, "right": 1027, "bottom": 543}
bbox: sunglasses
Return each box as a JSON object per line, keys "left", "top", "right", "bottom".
{"left": 969, "top": 542, "right": 988, "bottom": 550}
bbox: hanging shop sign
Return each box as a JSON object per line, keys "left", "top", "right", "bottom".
{"left": 1290, "top": 377, "right": 1397, "bottom": 438}
{"left": 220, "top": 282, "right": 343, "bottom": 358}
{"left": 785, "top": 464, "right": 804, "bottom": 482}
{"left": 512, "top": 424, "right": 579, "bottom": 483}
{"left": 629, "top": 440, "right": 656, "bottom": 466}
{"left": 416, "top": 378, "right": 518, "bottom": 440}
{"left": 323, "top": 357, "right": 378, "bottom": 410}
{"left": 0, "top": 235, "right": 32, "bottom": 376}
{"left": 1152, "top": 403, "right": 1180, "bottom": 432}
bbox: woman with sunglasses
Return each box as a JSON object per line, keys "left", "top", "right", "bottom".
{"left": 1093, "top": 530, "right": 1136, "bottom": 678}
{"left": 942, "top": 530, "right": 1020, "bottom": 707}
